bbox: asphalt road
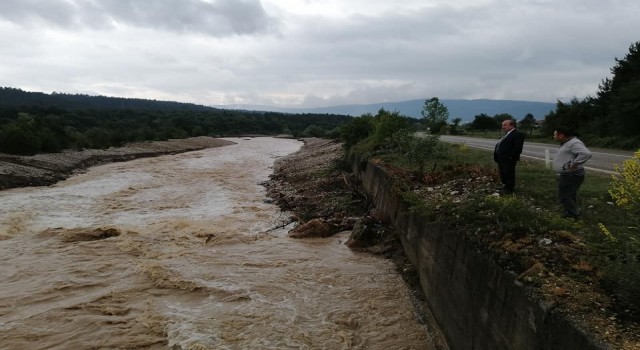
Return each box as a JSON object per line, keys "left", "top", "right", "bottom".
{"left": 438, "top": 135, "right": 636, "bottom": 174}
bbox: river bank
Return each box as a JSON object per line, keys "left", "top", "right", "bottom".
{"left": 263, "top": 137, "right": 449, "bottom": 349}
{"left": 0, "top": 136, "right": 235, "bottom": 190}
{"left": 264, "top": 137, "right": 640, "bottom": 349}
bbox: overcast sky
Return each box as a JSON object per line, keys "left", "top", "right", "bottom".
{"left": 1, "top": 0, "right": 639, "bottom": 108}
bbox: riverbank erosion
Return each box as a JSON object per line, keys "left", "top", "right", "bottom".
{"left": 0, "top": 136, "right": 235, "bottom": 190}
{"left": 264, "top": 138, "right": 449, "bottom": 348}
{"left": 353, "top": 158, "right": 616, "bottom": 349}
{"left": 265, "top": 138, "right": 638, "bottom": 349}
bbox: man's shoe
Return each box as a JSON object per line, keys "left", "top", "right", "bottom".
{"left": 498, "top": 189, "right": 513, "bottom": 195}
{"left": 562, "top": 213, "right": 580, "bottom": 220}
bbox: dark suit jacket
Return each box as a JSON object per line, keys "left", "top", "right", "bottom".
{"left": 494, "top": 129, "right": 525, "bottom": 162}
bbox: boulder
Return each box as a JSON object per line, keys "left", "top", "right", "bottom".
{"left": 288, "top": 218, "right": 339, "bottom": 238}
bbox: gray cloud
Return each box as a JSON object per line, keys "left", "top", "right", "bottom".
{"left": 250, "top": 1, "right": 639, "bottom": 104}
{"left": 0, "top": 0, "right": 276, "bottom": 36}
{"left": 0, "top": 0, "right": 79, "bottom": 27}
{"left": 1, "top": 0, "right": 639, "bottom": 108}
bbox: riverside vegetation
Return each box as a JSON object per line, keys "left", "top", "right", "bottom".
{"left": 0, "top": 87, "right": 349, "bottom": 155}
{"left": 337, "top": 109, "right": 640, "bottom": 348}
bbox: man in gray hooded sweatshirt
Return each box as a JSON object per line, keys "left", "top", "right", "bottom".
{"left": 552, "top": 126, "right": 592, "bottom": 219}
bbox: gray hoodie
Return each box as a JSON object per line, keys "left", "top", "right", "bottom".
{"left": 552, "top": 137, "right": 592, "bottom": 174}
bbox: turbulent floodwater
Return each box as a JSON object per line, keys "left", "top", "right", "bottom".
{"left": 0, "top": 137, "right": 433, "bottom": 349}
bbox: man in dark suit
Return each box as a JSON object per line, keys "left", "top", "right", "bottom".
{"left": 493, "top": 119, "right": 525, "bottom": 194}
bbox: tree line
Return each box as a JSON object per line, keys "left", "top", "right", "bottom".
{"left": 542, "top": 42, "right": 640, "bottom": 148}
{"left": 460, "top": 41, "right": 640, "bottom": 149}
{"left": 0, "top": 87, "right": 215, "bottom": 112}
{"left": 0, "top": 104, "right": 350, "bottom": 155}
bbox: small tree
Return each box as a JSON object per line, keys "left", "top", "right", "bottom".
{"left": 519, "top": 113, "right": 536, "bottom": 134}
{"left": 604, "top": 149, "right": 640, "bottom": 316}
{"left": 493, "top": 113, "right": 514, "bottom": 124}
{"left": 421, "top": 97, "right": 449, "bottom": 134}
{"left": 387, "top": 129, "right": 447, "bottom": 177}
{"left": 609, "top": 150, "right": 640, "bottom": 216}
{"left": 449, "top": 117, "right": 462, "bottom": 135}
{"left": 469, "top": 113, "right": 499, "bottom": 130}
{"left": 372, "top": 109, "right": 411, "bottom": 143}
{"left": 340, "top": 115, "right": 375, "bottom": 149}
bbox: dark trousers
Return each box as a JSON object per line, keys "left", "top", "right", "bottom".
{"left": 497, "top": 160, "right": 517, "bottom": 191}
{"left": 557, "top": 173, "right": 585, "bottom": 217}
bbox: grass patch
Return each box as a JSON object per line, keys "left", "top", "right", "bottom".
{"left": 365, "top": 140, "right": 640, "bottom": 321}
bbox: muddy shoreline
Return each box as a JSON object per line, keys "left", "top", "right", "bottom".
{"left": 264, "top": 138, "right": 449, "bottom": 349}
{"left": 0, "top": 136, "right": 235, "bottom": 190}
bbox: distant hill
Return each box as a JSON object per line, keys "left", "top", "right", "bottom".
{"left": 221, "top": 99, "right": 557, "bottom": 122}
{"left": 0, "top": 87, "right": 217, "bottom": 112}
{"left": 1, "top": 87, "right": 557, "bottom": 122}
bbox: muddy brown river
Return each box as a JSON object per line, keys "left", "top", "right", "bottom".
{"left": 0, "top": 137, "right": 434, "bottom": 349}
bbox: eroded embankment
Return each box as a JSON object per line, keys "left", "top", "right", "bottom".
{"left": 0, "top": 137, "right": 235, "bottom": 190}
{"left": 353, "top": 156, "right": 611, "bottom": 350}
{"left": 264, "top": 138, "right": 450, "bottom": 349}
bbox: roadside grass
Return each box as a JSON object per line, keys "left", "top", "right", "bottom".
{"left": 371, "top": 141, "right": 639, "bottom": 319}
{"left": 515, "top": 157, "right": 639, "bottom": 320}
{"left": 515, "top": 159, "right": 637, "bottom": 252}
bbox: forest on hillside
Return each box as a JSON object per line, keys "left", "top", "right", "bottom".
{"left": 0, "top": 88, "right": 216, "bottom": 112}
{"left": 0, "top": 89, "right": 351, "bottom": 155}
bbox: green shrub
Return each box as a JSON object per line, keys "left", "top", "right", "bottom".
{"left": 385, "top": 129, "right": 447, "bottom": 177}
{"left": 371, "top": 110, "right": 411, "bottom": 144}
{"left": 609, "top": 150, "right": 640, "bottom": 215}
{"left": 340, "top": 115, "right": 375, "bottom": 149}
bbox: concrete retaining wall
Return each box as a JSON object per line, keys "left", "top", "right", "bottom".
{"left": 352, "top": 158, "right": 608, "bottom": 350}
